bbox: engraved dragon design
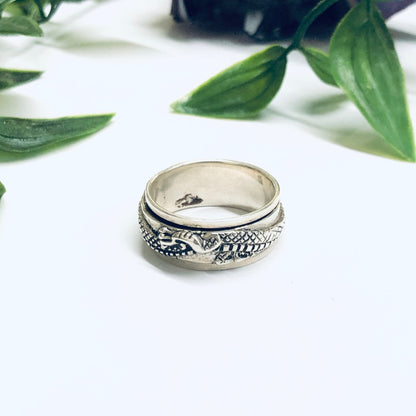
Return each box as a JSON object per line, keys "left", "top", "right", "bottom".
{"left": 139, "top": 210, "right": 284, "bottom": 265}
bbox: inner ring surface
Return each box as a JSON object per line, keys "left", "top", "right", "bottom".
{"left": 145, "top": 160, "right": 280, "bottom": 229}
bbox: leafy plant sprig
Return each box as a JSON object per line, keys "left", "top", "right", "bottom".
{"left": 0, "top": 0, "right": 113, "bottom": 202}
{"left": 0, "top": 67, "right": 42, "bottom": 89}
{"left": 0, "top": 0, "right": 86, "bottom": 36}
{"left": 0, "top": 113, "right": 114, "bottom": 153}
{"left": 0, "top": 68, "right": 114, "bottom": 199}
{"left": 172, "top": 0, "right": 415, "bottom": 162}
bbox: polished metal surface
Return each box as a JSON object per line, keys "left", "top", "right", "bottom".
{"left": 139, "top": 160, "right": 285, "bottom": 270}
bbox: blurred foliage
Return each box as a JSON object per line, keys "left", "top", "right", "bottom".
{"left": 0, "top": 0, "right": 87, "bottom": 36}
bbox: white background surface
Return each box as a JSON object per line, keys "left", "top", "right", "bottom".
{"left": 1, "top": 1, "right": 416, "bottom": 415}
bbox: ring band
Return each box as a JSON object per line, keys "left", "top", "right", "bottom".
{"left": 139, "top": 160, "right": 285, "bottom": 270}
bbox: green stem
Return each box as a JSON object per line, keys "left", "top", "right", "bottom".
{"left": 33, "top": 0, "right": 61, "bottom": 22}
{"left": 288, "top": 0, "right": 343, "bottom": 51}
{"left": 33, "top": 0, "right": 47, "bottom": 21}
{"left": 47, "top": 3, "right": 61, "bottom": 21}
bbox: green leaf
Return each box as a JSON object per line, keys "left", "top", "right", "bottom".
{"left": 0, "top": 180, "right": 5, "bottom": 200}
{"left": 301, "top": 46, "right": 337, "bottom": 87}
{"left": 0, "top": 114, "right": 114, "bottom": 153}
{"left": 0, "top": 0, "right": 14, "bottom": 10}
{"left": 171, "top": 45, "right": 287, "bottom": 118}
{"left": 2, "top": 1, "right": 39, "bottom": 19}
{"left": 0, "top": 16, "right": 42, "bottom": 36}
{"left": 0, "top": 68, "right": 42, "bottom": 90}
{"left": 329, "top": 0, "right": 415, "bottom": 161}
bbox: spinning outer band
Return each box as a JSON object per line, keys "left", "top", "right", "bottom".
{"left": 139, "top": 160, "right": 285, "bottom": 270}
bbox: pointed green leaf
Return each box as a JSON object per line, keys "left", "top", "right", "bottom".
{"left": 0, "top": 16, "right": 42, "bottom": 36}
{"left": 171, "top": 45, "right": 287, "bottom": 118}
{"left": 0, "top": 0, "right": 14, "bottom": 10}
{"left": 0, "top": 68, "right": 42, "bottom": 90}
{"left": 2, "top": 1, "right": 39, "bottom": 19}
{"left": 301, "top": 46, "right": 337, "bottom": 86}
{"left": 0, "top": 113, "right": 114, "bottom": 153}
{"left": 0, "top": 180, "right": 5, "bottom": 200}
{"left": 329, "top": 0, "right": 415, "bottom": 161}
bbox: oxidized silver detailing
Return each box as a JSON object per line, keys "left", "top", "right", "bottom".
{"left": 175, "top": 193, "right": 203, "bottom": 208}
{"left": 139, "top": 160, "right": 285, "bottom": 270}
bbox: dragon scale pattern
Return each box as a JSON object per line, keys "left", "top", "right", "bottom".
{"left": 139, "top": 207, "right": 284, "bottom": 265}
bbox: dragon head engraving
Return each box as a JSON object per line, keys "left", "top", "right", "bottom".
{"left": 157, "top": 227, "right": 176, "bottom": 249}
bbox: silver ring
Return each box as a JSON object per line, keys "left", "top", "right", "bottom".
{"left": 138, "top": 160, "right": 285, "bottom": 270}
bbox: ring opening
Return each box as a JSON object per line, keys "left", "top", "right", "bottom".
{"left": 145, "top": 160, "right": 280, "bottom": 229}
